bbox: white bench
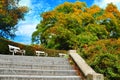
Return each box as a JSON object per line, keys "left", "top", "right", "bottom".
{"left": 8, "top": 45, "right": 25, "bottom": 56}
{"left": 36, "top": 51, "right": 48, "bottom": 57}
{"left": 59, "top": 53, "right": 66, "bottom": 57}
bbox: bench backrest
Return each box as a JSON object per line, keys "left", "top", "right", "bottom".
{"left": 36, "top": 51, "right": 47, "bottom": 56}
{"left": 8, "top": 45, "right": 20, "bottom": 52}
{"left": 8, "top": 45, "right": 25, "bottom": 55}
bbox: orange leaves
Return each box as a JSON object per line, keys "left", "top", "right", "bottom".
{"left": 55, "top": 1, "right": 86, "bottom": 14}
{"left": 0, "top": 0, "right": 28, "bottom": 38}
{"left": 56, "top": 13, "right": 66, "bottom": 25}
{"left": 86, "top": 5, "right": 101, "bottom": 15}
{"left": 42, "top": 11, "right": 56, "bottom": 20}
{"left": 0, "top": 9, "right": 6, "bottom": 15}
{"left": 18, "top": 6, "right": 29, "bottom": 13}
{"left": 73, "top": 1, "right": 86, "bottom": 9}
{"left": 46, "top": 26, "right": 58, "bottom": 34}
{"left": 0, "top": 0, "right": 7, "bottom": 14}
{"left": 97, "top": 12, "right": 115, "bottom": 20}
{"left": 105, "top": 3, "right": 119, "bottom": 13}
{"left": 80, "top": 12, "right": 94, "bottom": 26}
{"left": 81, "top": 12, "right": 93, "bottom": 19}
{"left": 105, "top": 3, "right": 120, "bottom": 19}
{"left": 63, "top": 2, "right": 73, "bottom": 7}
{"left": 55, "top": 2, "right": 72, "bottom": 10}
{"left": 33, "top": 1, "right": 120, "bottom": 50}
{"left": 85, "top": 39, "right": 120, "bottom": 55}
{"left": 73, "top": 8, "right": 82, "bottom": 15}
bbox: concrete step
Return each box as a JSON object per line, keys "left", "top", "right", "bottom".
{"left": 0, "top": 68, "right": 77, "bottom": 76}
{"left": 0, "top": 55, "right": 67, "bottom": 61}
{"left": 0, "top": 60, "right": 70, "bottom": 65}
{"left": 0, "top": 63, "right": 73, "bottom": 70}
{"left": 0, "top": 75, "right": 81, "bottom": 80}
{"left": 0, "top": 55, "right": 70, "bottom": 65}
{"left": 0, "top": 58, "right": 68, "bottom": 63}
{"left": 0, "top": 54, "right": 81, "bottom": 80}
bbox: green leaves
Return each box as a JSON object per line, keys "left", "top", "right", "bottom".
{"left": 77, "top": 32, "right": 98, "bottom": 44}
{"left": 90, "top": 53, "right": 120, "bottom": 80}
{"left": 0, "top": 0, "right": 28, "bottom": 39}
{"left": 32, "top": 2, "right": 120, "bottom": 79}
{"left": 32, "top": 1, "right": 120, "bottom": 51}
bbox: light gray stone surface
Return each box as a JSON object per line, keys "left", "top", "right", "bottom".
{"left": 0, "top": 54, "right": 81, "bottom": 80}
{"left": 0, "top": 75, "right": 81, "bottom": 80}
{"left": 69, "top": 50, "right": 104, "bottom": 80}
{"left": 69, "top": 50, "right": 96, "bottom": 76}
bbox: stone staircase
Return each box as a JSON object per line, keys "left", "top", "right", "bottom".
{"left": 0, "top": 54, "right": 81, "bottom": 80}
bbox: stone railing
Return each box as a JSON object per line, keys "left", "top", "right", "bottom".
{"left": 69, "top": 50, "right": 104, "bottom": 80}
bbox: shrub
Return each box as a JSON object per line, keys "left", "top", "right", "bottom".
{"left": 24, "top": 45, "right": 36, "bottom": 56}
{"left": 80, "top": 39, "right": 120, "bottom": 80}
{"left": 0, "top": 38, "right": 67, "bottom": 57}
{"left": 90, "top": 53, "right": 120, "bottom": 80}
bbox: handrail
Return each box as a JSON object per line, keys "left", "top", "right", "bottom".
{"left": 69, "top": 50, "right": 104, "bottom": 80}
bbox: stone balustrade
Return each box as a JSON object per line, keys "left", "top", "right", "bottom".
{"left": 69, "top": 50, "right": 104, "bottom": 80}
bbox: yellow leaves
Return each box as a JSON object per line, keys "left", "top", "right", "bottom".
{"left": 46, "top": 26, "right": 58, "bottom": 34}
{"left": 56, "top": 2, "right": 72, "bottom": 9}
{"left": 0, "top": 9, "right": 6, "bottom": 14}
{"left": 86, "top": 5, "right": 101, "bottom": 15}
{"left": 56, "top": 13, "right": 66, "bottom": 25}
{"left": 0, "top": 0, "right": 7, "bottom": 15}
{"left": 97, "top": 12, "right": 115, "bottom": 20}
{"left": 68, "top": 13, "right": 82, "bottom": 24}
{"left": 63, "top": 2, "right": 73, "bottom": 7}
{"left": 73, "top": 1, "right": 86, "bottom": 9}
{"left": 105, "top": 3, "right": 119, "bottom": 13}
{"left": 81, "top": 12, "right": 92, "bottom": 18}
{"left": 96, "top": 39, "right": 120, "bottom": 54}
{"left": 81, "top": 12, "right": 94, "bottom": 24}
{"left": 42, "top": 11, "right": 56, "bottom": 20}
{"left": 73, "top": 8, "right": 82, "bottom": 15}
{"left": 18, "top": 6, "right": 29, "bottom": 13}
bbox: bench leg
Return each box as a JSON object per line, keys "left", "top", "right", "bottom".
{"left": 12, "top": 52, "right": 15, "bottom": 56}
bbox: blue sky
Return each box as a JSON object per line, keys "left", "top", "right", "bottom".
{"left": 13, "top": 0, "right": 120, "bottom": 44}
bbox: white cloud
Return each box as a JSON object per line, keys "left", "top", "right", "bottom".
{"left": 93, "top": 0, "right": 120, "bottom": 9}
{"left": 16, "top": 22, "right": 37, "bottom": 37}
{"left": 14, "top": 0, "right": 52, "bottom": 44}
{"left": 19, "top": 0, "right": 31, "bottom": 7}
{"left": 16, "top": 0, "right": 52, "bottom": 37}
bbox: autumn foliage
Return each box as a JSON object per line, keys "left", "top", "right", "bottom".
{"left": 0, "top": 0, "right": 28, "bottom": 38}
{"left": 32, "top": 2, "right": 120, "bottom": 50}
{"left": 32, "top": 1, "right": 120, "bottom": 79}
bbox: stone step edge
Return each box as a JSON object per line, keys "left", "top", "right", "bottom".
{"left": 0, "top": 68, "right": 75, "bottom": 71}
{"left": 0, "top": 54, "right": 67, "bottom": 59}
{"left": 0, "top": 63, "right": 71, "bottom": 67}
{"left": 0, "top": 75, "right": 80, "bottom": 78}
{"left": 0, "top": 61, "right": 69, "bottom": 64}
{"left": 0, "top": 68, "right": 76, "bottom": 72}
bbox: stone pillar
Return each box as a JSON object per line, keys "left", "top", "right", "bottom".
{"left": 68, "top": 50, "right": 77, "bottom": 54}
{"left": 87, "top": 73, "right": 104, "bottom": 80}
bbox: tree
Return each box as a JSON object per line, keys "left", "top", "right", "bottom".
{"left": 32, "top": 1, "right": 120, "bottom": 50}
{"left": 32, "top": 1, "right": 87, "bottom": 50}
{"left": 0, "top": 0, "right": 28, "bottom": 38}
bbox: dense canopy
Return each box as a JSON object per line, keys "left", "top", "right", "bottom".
{"left": 32, "top": 1, "right": 120, "bottom": 50}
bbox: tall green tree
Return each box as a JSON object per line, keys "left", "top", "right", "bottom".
{"left": 32, "top": 1, "right": 120, "bottom": 50}
{"left": 0, "top": 0, "right": 28, "bottom": 38}
{"left": 32, "top": 2, "right": 87, "bottom": 50}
